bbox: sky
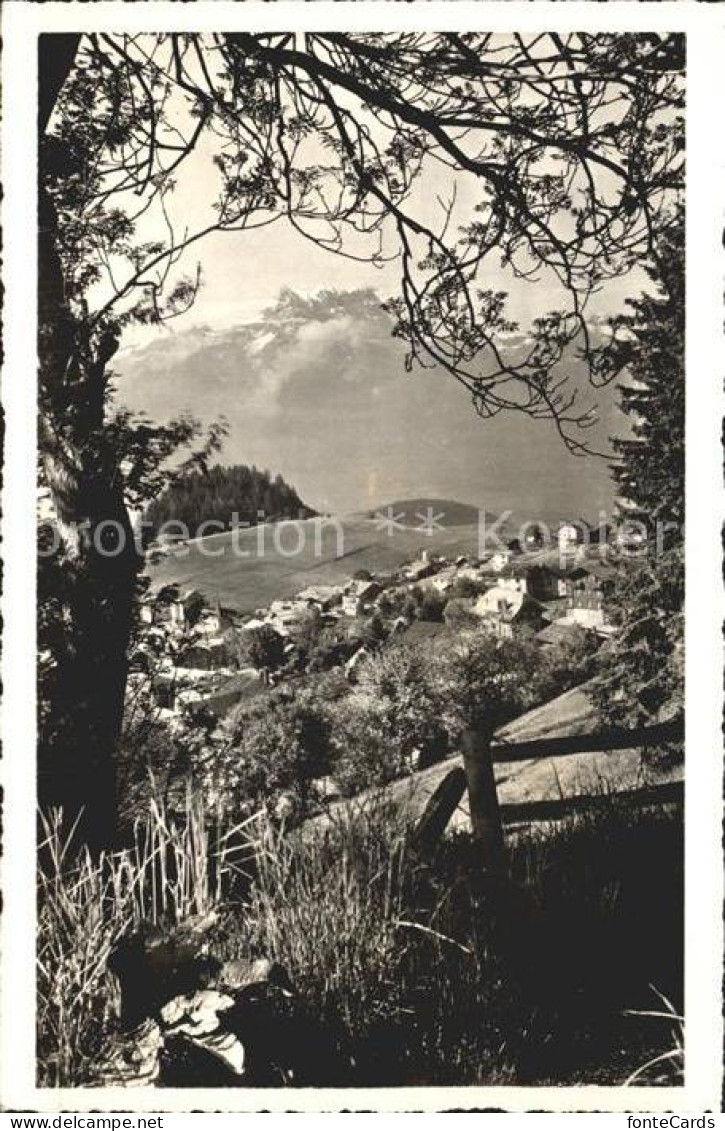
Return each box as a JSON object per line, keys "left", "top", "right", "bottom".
{"left": 108, "top": 72, "right": 648, "bottom": 522}
{"left": 115, "top": 286, "right": 625, "bottom": 522}
{"left": 118, "top": 125, "right": 645, "bottom": 350}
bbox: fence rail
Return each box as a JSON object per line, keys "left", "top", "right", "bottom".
{"left": 412, "top": 715, "right": 684, "bottom": 861}
{"left": 489, "top": 716, "right": 683, "bottom": 765}
{"left": 500, "top": 778, "right": 683, "bottom": 826}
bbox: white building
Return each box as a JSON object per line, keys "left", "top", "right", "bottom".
{"left": 169, "top": 589, "right": 205, "bottom": 629}
{"left": 297, "top": 585, "right": 341, "bottom": 612}
{"left": 342, "top": 579, "right": 381, "bottom": 617}
{"left": 489, "top": 548, "right": 513, "bottom": 573}
{"left": 557, "top": 521, "right": 589, "bottom": 556}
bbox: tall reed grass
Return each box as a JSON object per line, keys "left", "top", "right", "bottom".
{"left": 216, "top": 796, "right": 684, "bottom": 1086}
{"left": 37, "top": 792, "right": 684, "bottom": 1088}
{"left": 36, "top": 792, "right": 256, "bottom": 1086}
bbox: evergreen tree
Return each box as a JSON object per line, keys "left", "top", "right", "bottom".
{"left": 144, "top": 464, "right": 313, "bottom": 538}
{"left": 610, "top": 217, "right": 684, "bottom": 540}
{"left": 593, "top": 214, "right": 684, "bottom": 730}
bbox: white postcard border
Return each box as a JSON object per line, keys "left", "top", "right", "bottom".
{"left": 1, "top": 1, "right": 722, "bottom": 1114}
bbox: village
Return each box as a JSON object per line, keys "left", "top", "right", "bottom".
{"left": 27, "top": 25, "right": 693, "bottom": 1097}
{"left": 132, "top": 517, "right": 635, "bottom": 737}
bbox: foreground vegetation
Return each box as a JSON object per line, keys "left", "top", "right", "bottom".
{"left": 35, "top": 33, "right": 685, "bottom": 1095}
{"left": 120, "top": 623, "right": 601, "bottom": 834}
{"left": 38, "top": 795, "right": 683, "bottom": 1088}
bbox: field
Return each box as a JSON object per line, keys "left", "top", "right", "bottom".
{"left": 147, "top": 515, "right": 496, "bottom": 613}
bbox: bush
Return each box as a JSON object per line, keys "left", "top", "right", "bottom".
{"left": 292, "top": 607, "right": 325, "bottom": 658}
{"left": 443, "top": 597, "right": 481, "bottom": 631}
{"left": 329, "top": 643, "right": 448, "bottom": 793}
{"left": 447, "top": 576, "right": 488, "bottom": 599}
{"left": 377, "top": 588, "right": 418, "bottom": 622}
{"left": 243, "top": 624, "right": 286, "bottom": 672}
{"left": 438, "top": 630, "right": 540, "bottom": 739}
{"left": 218, "top": 686, "right": 333, "bottom": 820}
{"left": 418, "top": 589, "right": 447, "bottom": 622}
{"left": 535, "top": 625, "right": 600, "bottom": 701}
{"left": 218, "top": 798, "right": 683, "bottom": 1086}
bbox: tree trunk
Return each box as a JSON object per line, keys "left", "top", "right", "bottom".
{"left": 38, "top": 431, "right": 140, "bottom": 850}
{"left": 38, "top": 53, "right": 140, "bottom": 847}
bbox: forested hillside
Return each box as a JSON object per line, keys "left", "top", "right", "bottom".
{"left": 144, "top": 465, "right": 315, "bottom": 538}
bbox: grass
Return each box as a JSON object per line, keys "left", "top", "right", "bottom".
{"left": 36, "top": 797, "right": 254, "bottom": 1086}
{"left": 623, "top": 989, "right": 685, "bottom": 1086}
{"left": 216, "top": 796, "right": 684, "bottom": 1087}
{"left": 147, "top": 517, "right": 485, "bottom": 614}
{"left": 37, "top": 793, "right": 683, "bottom": 1088}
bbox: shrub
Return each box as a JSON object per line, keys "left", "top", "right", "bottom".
{"left": 243, "top": 624, "right": 286, "bottom": 671}
{"left": 437, "top": 630, "right": 540, "bottom": 739}
{"left": 418, "top": 589, "right": 447, "bottom": 622}
{"left": 535, "top": 625, "right": 600, "bottom": 701}
{"left": 292, "top": 607, "right": 325, "bottom": 658}
{"left": 443, "top": 597, "right": 480, "bottom": 631}
{"left": 447, "top": 576, "right": 488, "bottom": 599}
{"left": 218, "top": 687, "right": 333, "bottom": 820}
{"left": 377, "top": 588, "right": 418, "bottom": 622}
{"left": 330, "top": 643, "right": 448, "bottom": 793}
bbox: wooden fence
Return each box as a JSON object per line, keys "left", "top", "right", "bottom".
{"left": 412, "top": 716, "right": 684, "bottom": 865}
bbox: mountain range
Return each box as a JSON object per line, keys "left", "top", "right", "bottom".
{"left": 113, "top": 288, "right": 623, "bottom": 522}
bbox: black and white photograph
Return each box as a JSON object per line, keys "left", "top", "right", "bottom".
{"left": 0, "top": 0, "right": 722, "bottom": 1116}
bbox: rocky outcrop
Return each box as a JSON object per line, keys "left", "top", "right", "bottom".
{"left": 97, "top": 921, "right": 348, "bottom": 1087}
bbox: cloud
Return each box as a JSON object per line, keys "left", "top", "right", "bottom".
{"left": 113, "top": 287, "right": 621, "bottom": 518}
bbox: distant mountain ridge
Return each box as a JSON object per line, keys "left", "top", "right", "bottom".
{"left": 362, "top": 498, "right": 486, "bottom": 528}
{"left": 114, "top": 288, "right": 621, "bottom": 519}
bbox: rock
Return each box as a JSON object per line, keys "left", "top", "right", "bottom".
{"left": 217, "top": 957, "right": 294, "bottom": 996}
{"left": 109, "top": 926, "right": 222, "bottom": 1027}
{"left": 161, "top": 988, "right": 236, "bottom": 1036}
{"left": 96, "top": 1018, "right": 163, "bottom": 1087}
{"left": 104, "top": 927, "right": 314, "bottom": 1087}
{"left": 222, "top": 982, "right": 354, "bottom": 1086}
{"left": 222, "top": 982, "right": 301, "bottom": 1086}
{"left": 180, "top": 1028, "right": 245, "bottom": 1077}
{"left": 160, "top": 1031, "right": 246, "bottom": 1087}
{"left": 159, "top": 991, "right": 246, "bottom": 1084}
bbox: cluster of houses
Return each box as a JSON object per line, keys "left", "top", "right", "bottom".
{"left": 131, "top": 572, "right": 387, "bottom": 723}
{"left": 457, "top": 560, "right": 617, "bottom": 640}
{"left": 406, "top": 543, "right": 617, "bottom": 641}
{"left": 241, "top": 577, "right": 383, "bottom": 637}
{"left": 132, "top": 517, "right": 625, "bottom": 726}
{"left": 132, "top": 585, "right": 260, "bottom": 723}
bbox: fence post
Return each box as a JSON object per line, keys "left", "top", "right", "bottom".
{"left": 461, "top": 727, "right": 506, "bottom": 871}
{"left": 411, "top": 766, "right": 467, "bottom": 854}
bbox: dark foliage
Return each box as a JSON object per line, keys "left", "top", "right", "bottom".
{"left": 243, "top": 624, "right": 286, "bottom": 673}
{"left": 144, "top": 464, "right": 314, "bottom": 541}
{"left": 592, "top": 214, "right": 684, "bottom": 731}
{"left": 220, "top": 800, "right": 683, "bottom": 1087}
